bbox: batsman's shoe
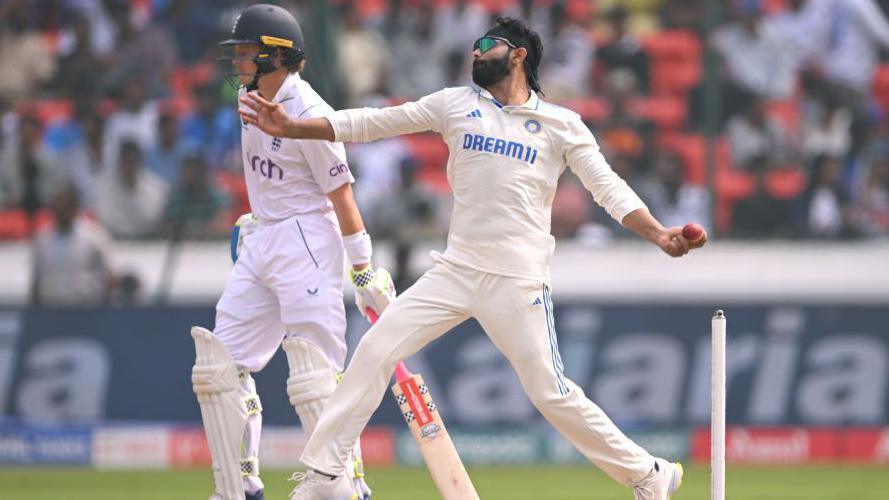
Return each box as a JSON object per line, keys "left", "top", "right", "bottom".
{"left": 245, "top": 489, "right": 265, "bottom": 500}
{"left": 288, "top": 470, "right": 357, "bottom": 500}
{"left": 348, "top": 457, "right": 372, "bottom": 499}
{"left": 632, "top": 459, "right": 683, "bottom": 500}
{"left": 353, "top": 477, "right": 372, "bottom": 500}
{"left": 208, "top": 491, "right": 263, "bottom": 500}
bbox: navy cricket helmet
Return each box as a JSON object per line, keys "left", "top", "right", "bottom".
{"left": 219, "top": 3, "right": 305, "bottom": 90}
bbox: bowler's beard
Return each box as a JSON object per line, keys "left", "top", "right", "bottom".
{"left": 472, "top": 53, "right": 511, "bottom": 88}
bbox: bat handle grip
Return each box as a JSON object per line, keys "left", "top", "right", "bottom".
{"left": 393, "top": 362, "right": 412, "bottom": 383}
{"left": 365, "top": 307, "right": 413, "bottom": 383}
{"left": 366, "top": 308, "right": 379, "bottom": 323}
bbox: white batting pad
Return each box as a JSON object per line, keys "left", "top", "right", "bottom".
{"left": 282, "top": 337, "right": 338, "bottom": 436}
{"left": 191, "top": 326, "right": 250, "bottom": 500}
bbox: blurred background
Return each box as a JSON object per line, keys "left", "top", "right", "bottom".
{"left": 0, "top": 0, "right": 887, "bottom": 497}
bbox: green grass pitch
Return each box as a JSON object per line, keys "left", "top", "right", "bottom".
{"left": 1, "top": 464, "right": 887, "bottom": 499}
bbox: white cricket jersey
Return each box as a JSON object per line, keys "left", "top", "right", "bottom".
{"left": 239, "top": 73, "right": 354, "bottom": 225}
{"left": 327, "top": 87, "right": 646, "bottom": 284}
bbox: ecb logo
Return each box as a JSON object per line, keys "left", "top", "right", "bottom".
{"left": 271, "top": 137, "right": 282, "bottom": 152}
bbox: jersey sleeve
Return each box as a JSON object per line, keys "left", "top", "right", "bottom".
{"left": 326, "top": 88, "right": 449, "bottom": 143}
{"left": 563, "top": 117, "right": 647, "bottom": 222}
{"left": 298, "top": 103, "right": 355, "bottom": 193}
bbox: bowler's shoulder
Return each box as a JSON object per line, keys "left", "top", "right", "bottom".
{"left": 534, "top": 98, "right": 582, "bottom": 124}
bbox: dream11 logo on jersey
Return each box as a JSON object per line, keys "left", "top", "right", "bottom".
{"left": 246, "top": 148, "right": 284, "bottom": 180}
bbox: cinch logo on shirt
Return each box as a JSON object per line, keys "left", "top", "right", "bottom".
{"left": 250, "top": 155, "right": 284, "bottom": 180}
{"left": 329, "top": 163, "right": 349, "bottom": 177}
{"left": 461, "top": 133, "right": 538, "bottom": 165}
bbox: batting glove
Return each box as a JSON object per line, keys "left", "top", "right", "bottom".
{"left": 350, "top": 266, "right": 396, "bottom": 320}
{"left": 230, "top": 213, "right": 258, "bottom": 263}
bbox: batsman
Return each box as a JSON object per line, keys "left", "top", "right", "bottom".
{"left": 241, "top": 16, "right": 707, "bottom": 500}
{"left": 190, "top": 4, "right": 394, "bottom": 500}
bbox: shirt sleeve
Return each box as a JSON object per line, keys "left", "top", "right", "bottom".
{"left": 855, "top": 0, "right": 889, "bottom": 48}
{"left": 326, "top": 88, "right": 449, "bottom": 143}
{"left": 563, "top": 117, "right": 647, "bottom": 222}
{"left": 297, "top": 103, "right": 355, "bottom": 193}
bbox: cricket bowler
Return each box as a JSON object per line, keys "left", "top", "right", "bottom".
{"left": 190, "top": 4, "right": 394, "bottom": 499}
{"left": 240, "top": 16, "right": 706, "bottom": 500}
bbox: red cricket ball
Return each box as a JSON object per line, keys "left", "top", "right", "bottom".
{"left": 682, "top": 223, "right": 704, "bottom": 242}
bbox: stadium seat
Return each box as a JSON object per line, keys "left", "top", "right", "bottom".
{"left": 642, "top": 30, "right": 701, "bottom": 60}
{"left": 562, "top": 98, "right": 610, "bottom": 124}
{"left": 0, "top": 210, "right": 30, "bottom": 240}
{"left": 872, "top": 64, "right": 889, "bottom": 113}
{"left": 0, "top": 209, "right": 53, "bottom": 240}
{"left": 404, "top": 133, "right": 450, "bottom": 193}
{"left": 642, "top": 30, "right": 702, "bottom": 96}
{"left": 766, "top": 99, "right": 800, "bottom": 134}
{"left": 15, "top": 100, "right": 73, "bottom": 123}
{"left": 766, "top": 168, "right": 806, "bottom": 199}
{"left": 657, "top": 133, "right": 709, "bottom": 185}
{"left": 215, "top": 171, "right": 251, "bottom": 219}
{"left": 631, "top": 96, "right": 686, "bottom": 130}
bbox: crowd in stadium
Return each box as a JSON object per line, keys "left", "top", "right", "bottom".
{"left": 3, "top": 0, "right": 889, "bottom": 265}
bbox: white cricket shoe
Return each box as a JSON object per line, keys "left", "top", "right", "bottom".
{"left": 288, "top": 470, "right": 357, "bottom": 500}
{"left": 632, "top": 459, "right": 683, "bottom": 500}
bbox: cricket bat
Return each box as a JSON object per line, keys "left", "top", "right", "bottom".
{"left": 366, "top": 309, "right": 479, "bottom": 500}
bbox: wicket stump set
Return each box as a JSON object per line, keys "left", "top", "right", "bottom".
{"left": 711, "top": 310, "right": 727, "bottom": 500}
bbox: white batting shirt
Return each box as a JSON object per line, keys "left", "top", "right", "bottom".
{"left": 240, "top": 73, "right": 354, "bottom": 224}
{"left": 327, "top": 87, "right": 646, "bottom": 284}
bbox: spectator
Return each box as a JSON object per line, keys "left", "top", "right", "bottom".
{"left": 726, "top": 92, "right": 797, "bottom": 170}
{"left": 55, "top": 0, "right": 115, "bottom": 60}
{"left": 95, "top": 140, "right": 168, "bottom": 239}
{"left": 638, "top": 151, "right": 711, "bottom": 231}
{"left": 345, "top": 98, "right": 414, "bottom": 233}
{"left": 387, "top": 2, "right": 448, "bottom": 98}
{"left": 538, "top": 2, "right": 594, "bottom": 100}
{"left": 42, "top": 100, "right": 100, "bottom": 207}
{"left": 51, "top": 14, "right": 105, "bottom": 101}
{"left": 732, "top": 159, "right": 795, "bottom": 238}
{"left": 598, "top": 5, "right": 650, "bottom": 93}
{"left": 711, "top": 0, "right": 797, "bottom": 101}
{"left": 436, "top": 0, "right": 489, "bottom": 86}
{"left": 809, "top": 0, "right": 889, "bottom": 106}
{"left": 31, "top": 183, "right": 113, "bottom": 306}
{"left": 0, "top": 114, "right": 63, "bottom": 229}
{"left": 660, "top": 0, "right": 705, "bottom": 31}
{"left": 102, "top": 0, "right": 178, "bottom": 95}
{"left": 146, "top": 112, "right": 193, "bottom": 183}
{"left": 800, "top": 87, "right": 853, "bottom": 162}
{"left": 598, "top": 69, "right": 653, "bottom": 173}
{"left": 159, "top": 0, "right": 221, "bottom": 64}
{"left": 163, "top": 153, "right": 230, "bottom": 239}
{"left": 102, "top": 76, "right": 159, "bottom": 171}
{"left": 372, "top": 158, "right": 443, "bottom": 289}
{"left": 799, "top": 154, "right": 857, "bottom": 238}
{"left": 0, "top": 0, "right": 57, "bottom": 101}
{"left": 180, "top": 83, "right": 240, "bottom": 172}
{"left": 859, "top": 157, "right": 889, "bottom": 235}
{"left": 802, "top": 0, "right": 889, "bottom": 155}
{"left": 337, "top": 1, "right": 390, "bottom": 106}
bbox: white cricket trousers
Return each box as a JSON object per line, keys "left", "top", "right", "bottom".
{"left": 300, "top": 257, "right": 654, "bottom": 485}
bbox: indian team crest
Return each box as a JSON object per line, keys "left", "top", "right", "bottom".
{"left": 524, "top": 119, "right": 541, "bottom": 134}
